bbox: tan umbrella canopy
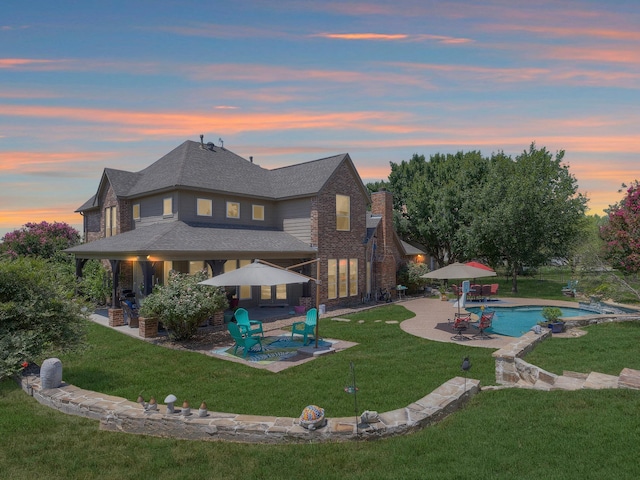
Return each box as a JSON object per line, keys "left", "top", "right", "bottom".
{"left": 422, "top": 262, "right": 497, "bottom": 280}
{"left": 199, "top": 260, "right": 314, "bottom": 287}
{"left": 422, "top": 262, "right": 497, "bottom": 314}
{"left": 199, "top": 259, "right": 323, "bottom": 348}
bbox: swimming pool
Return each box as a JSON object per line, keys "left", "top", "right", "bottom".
{"left": 465, "top": 305, "right": 600, "bottom": 337}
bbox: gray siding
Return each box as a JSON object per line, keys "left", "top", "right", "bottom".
{"left": 277, "top": 198, "right": 312, "bottom": 244}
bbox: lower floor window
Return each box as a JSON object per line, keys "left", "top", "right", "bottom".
{"left": 328, "top": 258, "right": 359, "bottom": 299}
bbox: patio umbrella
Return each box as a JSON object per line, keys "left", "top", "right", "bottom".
{"left": 465, "top": 261, "right": 494, "bottom": 272}
{"left": 199, "top": 260, "right": 323, "bottom": 348}
{"left": 199, "top": 261, "right": 313, "bottom": 287}
{"left": 421, "top": 262, "right": 497, "bottom": 314}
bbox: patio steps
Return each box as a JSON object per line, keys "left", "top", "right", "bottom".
{"left": 530, "top": 370, "right": 632, "bottom": 391}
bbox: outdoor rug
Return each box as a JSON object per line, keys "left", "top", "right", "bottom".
{"left": 212, "top": 335, "right": 334, "bottom": 365}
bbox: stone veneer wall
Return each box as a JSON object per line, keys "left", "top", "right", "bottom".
{"left": 493, "top": 329, "right": 553, "bottom": 385}
{"left": 18, "top": 375, "right": 479, "bottom": 444}
{"left": 493, "top": 314, "right": 640, "bottom": 386}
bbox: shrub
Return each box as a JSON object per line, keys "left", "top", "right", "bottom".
{"left": 78, "top": 260, "right": 112, "bottom": 306}
{"left": 542, "top": 306, "right": 563, "bottom": 323}
{"left": 139, "top": 270, "right": 227, "bottom": 341}
{"left": 0, "top": 257, "right": 88, "bottom": 380}
{"left": 397, "top": 261, "right": 430, "bottom": 293}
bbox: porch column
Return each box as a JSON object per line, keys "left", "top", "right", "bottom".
{"left": 109, "top": 260, "right": 121, "bottom": 307}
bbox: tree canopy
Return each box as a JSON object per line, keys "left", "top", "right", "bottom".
{"left": 600, "top": 180, "right": 640, "bottom": 274}
{"left": 1, "top": 221, "right": 80, "bottom": 260}
{"left": 373, "top": 143, "right": 588, "bottom": 291}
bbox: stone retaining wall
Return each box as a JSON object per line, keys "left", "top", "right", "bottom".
{"left": 18, "top": 375, "right": 479, "bottom": 444}
{"left": 493, "top": 329, "right": 552, "bottom": 385}
{"left": 493, "top": 315, "right": 640, "bottom": 386}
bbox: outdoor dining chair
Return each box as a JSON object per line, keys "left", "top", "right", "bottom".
{"left": 449, "top": 313, "right": 471, "bottom": 341}
{"left": 472, "top": 311, "right": 495, "bottom": 339}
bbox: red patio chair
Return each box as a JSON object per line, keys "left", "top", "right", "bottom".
{"left": 472, "top": 311, "right": 495, "bottom": 339}
{"left": 449, "top": 313, "right": 471, "bottom": 341}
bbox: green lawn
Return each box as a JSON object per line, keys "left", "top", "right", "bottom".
{"left": 2, "top": 299, "right": 640, "bottom": 479}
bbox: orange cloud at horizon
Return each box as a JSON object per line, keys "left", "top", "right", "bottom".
{"left": 0, "top": 150, "right": 114, "bottom": 174}
{"left": 0, "top": 103, "right": 409, "bottom": 137}
{"left": 0, "top": 207, "right": 83, "bottom": 233}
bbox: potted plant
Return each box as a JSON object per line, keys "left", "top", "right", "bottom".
{"left": 541, "top": 307, "right": 564, "bottom": 333}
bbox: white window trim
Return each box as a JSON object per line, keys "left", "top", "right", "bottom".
{"left": 226, "top": 201, "right": 240, "bottom": 219}
{"left": 252, "top": 204, "right": 264, "bottom": 221}
{"left": 163, "top": 197, "right": 173, "bottom": 217}
{"left": 197, "top": 198, "right": 212, "bottom": 217}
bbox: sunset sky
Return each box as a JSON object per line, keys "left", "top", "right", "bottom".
{"left": 2, "top": 0, "right": 640, "bottom": 237}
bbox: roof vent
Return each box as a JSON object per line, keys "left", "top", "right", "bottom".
{"left": 199, "top": 134, "right": 204, "bottom": 149}
{"left": 249, "top": 156, "right": 253, "bottom": 163}
{"left": 207, "top": 142, "right": 215, "bottom": 151}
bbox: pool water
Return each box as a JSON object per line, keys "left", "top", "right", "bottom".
{"left": 465, "top": 305, "right": 599, "bottom": 337}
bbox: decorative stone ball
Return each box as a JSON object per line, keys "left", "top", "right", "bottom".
{"left": 299, "top": 405, "right": 326, "bottom": 430}
{"left": 40, "top": 358, "right": 63, "bottom": 389}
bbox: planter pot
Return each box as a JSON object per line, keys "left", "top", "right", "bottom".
{"left": 550, "top": 322, "right": 565, "bottom": 333}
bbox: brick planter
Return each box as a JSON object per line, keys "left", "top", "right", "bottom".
{"left": 211, "top": 311, "right": 224, "bottom": 327}
{"left": 108, "top": 308, "right": 124, "bottom": 327}
{"left": 139, "top": 316, "right": 158, "bottom": 338}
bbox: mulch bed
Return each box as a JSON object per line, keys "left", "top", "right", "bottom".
{"left": 151, "top": 326, "right": 232, "bottom": 352}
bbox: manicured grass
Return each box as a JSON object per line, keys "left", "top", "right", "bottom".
{"left": 527, "top": 321, "right": 640, "bottom": 375}
{"left": 3, "top": 302, "right": 640, "bottom": 478}
{"left": 54, "top": 305, "right": 497, "bottom": 417}
{"left": 2, "top": 380, "right": 639, "bottom": 479}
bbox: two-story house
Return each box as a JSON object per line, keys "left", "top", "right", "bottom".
{"left": 66, "top": 137, "right": 414, "bottom": 311}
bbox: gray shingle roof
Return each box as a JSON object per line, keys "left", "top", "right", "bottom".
{"left": 66, "top": 221, "right": 317, "bottom": 260}
{"left": 76, "top": 140, "right": 364, "bottom": 210}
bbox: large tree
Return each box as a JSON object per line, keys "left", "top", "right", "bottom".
{"left": 386, "top": 151, "right": 489, "bottom": 267}
{"left": 1, "top": 221, "right": 80, "bottom": 260}
{"left": 474, "top": 144, "right": 588, "bottom": 292}
{"left": 600, "top": 180, "right": 640, "bottom": 274}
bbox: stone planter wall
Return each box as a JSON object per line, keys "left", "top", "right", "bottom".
{"left": 492, "top": 330, "right": 552, "bottom": 385}
{"left": 18, "top": 374, "right": 479, "bottom": 444}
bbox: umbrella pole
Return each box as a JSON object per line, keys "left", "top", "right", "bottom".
{"left": 315, "top": 279, "right": 320, "bottom": 348}
{"left": 283, "top": 258, "right": 322, "bottom": 349}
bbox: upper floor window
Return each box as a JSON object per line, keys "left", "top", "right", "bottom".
{"left": 252, "top": 204, "right": 264, "bottom": 221}
{"left": 226, "top": 201, "right": 240, "bottom": 219}
{"left": 336, "top": 194, "right": 350, "bottom": 231}
{"left": 163, "top": 197, "right": 173, "bottom": 216}
{"left": 132, "top": 203, "right": 140, "bottom": 221}
{"left": 105, "top": 206, "right": 116, "bottom": 237}
{"left": 197, "top": 198, "right": 212, "bottom": 216}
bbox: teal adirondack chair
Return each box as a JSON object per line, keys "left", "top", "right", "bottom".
{"left": 234, "top": 308, "right": 264, "bottom": 337}
{"left": 291, "top": 308, "right": 317, "bottom": 345}
{"left": 228, "top": 323, "right": 262, "bottom": 358}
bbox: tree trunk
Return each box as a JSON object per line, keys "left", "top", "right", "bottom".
{"left": 511, "top": 263, "right": 519, "bottom": 293}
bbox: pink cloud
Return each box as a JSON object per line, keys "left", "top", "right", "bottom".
{"left": 0, "top": 151, "right": 115, "bottom": 175}
{"left": 312, "top": 32, "right": 473, "bottom": 43}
